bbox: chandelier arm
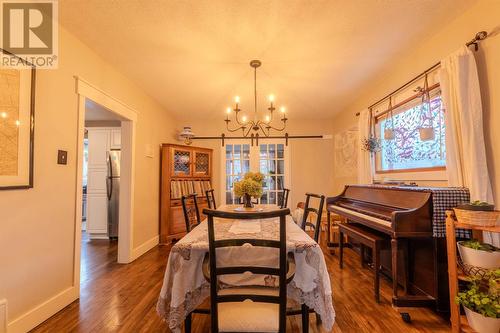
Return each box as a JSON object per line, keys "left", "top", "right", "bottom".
{"left": 258, "top": 122, "right": 270, "bottom": 137}
{"left": 234, "top": 111, "right": 246, "bottom": 126}
{"left": 264, "top": 119, "right": 287, "bottom": 132}
{"left": 243, "top": 125, "right": 254, "bottom": 137}
{"left": 225, "top": 121, "right": 245, "bottom": 133}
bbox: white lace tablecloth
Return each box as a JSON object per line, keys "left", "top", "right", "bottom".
{"left": 156, "top": 209, "right": 335, "bottom": 332}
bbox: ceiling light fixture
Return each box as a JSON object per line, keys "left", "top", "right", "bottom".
{"left": 224, "top": 60, "right": 288, "bottom": 137}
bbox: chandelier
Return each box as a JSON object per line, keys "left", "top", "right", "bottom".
{"left": 224, "top": 60, "right": 287, "bottom": 137}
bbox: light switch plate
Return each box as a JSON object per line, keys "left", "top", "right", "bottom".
{"left": 57, "top": 150, "right": 68, "bottom": 165}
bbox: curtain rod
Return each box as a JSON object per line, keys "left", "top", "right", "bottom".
{"left": 356, "top": 31, "right": 488, "bottom": 117}
{"left": 190, "top": 133, "right": 330, "bottom": 146}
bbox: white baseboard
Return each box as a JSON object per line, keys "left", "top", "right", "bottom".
{"left": 7, "top": 286, "right": 77, "bottom": 333}
{"left": 0, "top": 299, "right": 7, "bottom": 333}
{"left": 130, "top": 235, "right": 159, "bottom": 261}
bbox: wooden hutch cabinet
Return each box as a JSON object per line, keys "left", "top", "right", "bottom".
{"left": 160, "top": 144, "right": 213, "bottom": 243}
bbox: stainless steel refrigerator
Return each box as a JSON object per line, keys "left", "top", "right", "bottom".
{"left": 106, "top": 149, "right": 121, "bottom": 240}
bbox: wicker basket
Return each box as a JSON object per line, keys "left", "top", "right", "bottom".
{"left": 453, "top": 208, "right": 500, "bottom": 227}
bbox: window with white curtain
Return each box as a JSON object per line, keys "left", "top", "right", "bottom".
{"left": 222, "top": 140, "right": 290, "bottom": 205}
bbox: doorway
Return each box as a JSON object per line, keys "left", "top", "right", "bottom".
{"left": 83, "top": 99, "right": 122, "bottom": 246}
{"left": 73, "top": 77, "right": 137, "bottom": 298}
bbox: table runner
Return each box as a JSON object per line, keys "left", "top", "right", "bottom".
{"left": 156, "top": 214, "right": 335, "bottom": 332}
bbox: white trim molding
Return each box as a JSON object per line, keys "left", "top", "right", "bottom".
{"left": 131, "top": 235, "right": 160, "bottom": 261}
{"left": 7, "top": 287, "right": 77, "bottom": 333}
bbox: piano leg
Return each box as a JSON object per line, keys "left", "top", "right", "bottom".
{"left": 391, "top": 238, "right": 399, "bottom": 299}
{"left": 339, "top": 230, "right": 344, "bottom": 269}
{"left": 374, "top": 242, "right": 380, "bottom": 303}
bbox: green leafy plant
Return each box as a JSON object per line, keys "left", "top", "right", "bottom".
{"left": 471, "top": 200, "right": 492, "bottom": 206}
{"left": 456, "top": 269, "right": 500, "bottom": 318}
{"left": 361, "top": 136, "right": 381, "bottom": 153}
{"left": 233, "top": 172, "right": 264, "bottom": 198}
{"left": 461, "top": 240, "right": 500, "bottom": 252}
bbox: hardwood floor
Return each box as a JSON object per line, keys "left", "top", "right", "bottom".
{"left": 31, "top": 231, "right": 451, "bottom": 332}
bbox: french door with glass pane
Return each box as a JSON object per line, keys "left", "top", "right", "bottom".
{"left": 221, "top": 140, "right": 290, "bottom": 205}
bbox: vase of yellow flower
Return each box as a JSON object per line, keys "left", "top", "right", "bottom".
{"left": 233, "top": 172, "right": 265, "bottom": 208}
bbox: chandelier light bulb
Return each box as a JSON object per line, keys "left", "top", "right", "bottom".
{"left": 280, "top": 106, "right": 286, "bottom": 113}
{"left": 242, "top": 115, "right": 247, "bottom": 122}
{"left": 226, "top": 107, "right": 231, "bottom": 114}
{"left": 1, "top": 112, "right": 7, "bottom": 118}
{"left": 265, "top": 115, "right": 270, "bottom": 122}
{"left": 234, "top": 96, "right": 240, "bottom": 104}
{"left": 269, "top": 94, "right": 275, "bottom": 102}
{"left": 15, "top": 120, "right": 20, "bottom": 126}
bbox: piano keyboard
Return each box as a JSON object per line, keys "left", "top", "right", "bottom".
{"left": 330, "top": 205, "right": 392, "bottom": 228}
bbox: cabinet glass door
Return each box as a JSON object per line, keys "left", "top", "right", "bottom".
{"left": 193, "top": 151, "right": 210, "bottom": 176}
{"left": 172, "top": 148, "right": 192, "bottom": 176}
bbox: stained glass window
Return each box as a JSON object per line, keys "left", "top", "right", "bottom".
{"left": 376, "top": 94, "right": 446, "bottom": 172}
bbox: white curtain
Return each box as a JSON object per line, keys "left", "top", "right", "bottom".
{"left": 439, "top": 46, "right": 497, "bottom": 245}
{"left": 357, "top": 109, "right": 373, "bottom": 184}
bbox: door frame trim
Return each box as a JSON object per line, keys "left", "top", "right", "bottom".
{"left": 74, "top": 77, "right": 138, "bottom": 295}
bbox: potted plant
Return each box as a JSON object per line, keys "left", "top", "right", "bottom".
{"left": 454, "top": 201, "right": 499, "bottom": 227}
{"left": 456, "top": 270, "right": 500, "bottom": 333}
{"left": 458, "top": 201, "right": 496, "bottom": 211}
{"left": 361, "top": 135, "right": 381, "bottom": 153}
{"left": 233, "top": 172, "right": 264, "bottom": 208}
{"left": 458, "top": 240, "right": 500, "bottom": 269}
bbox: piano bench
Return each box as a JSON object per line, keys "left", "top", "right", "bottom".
{"left": 338, "top": 223, "right": 389, "bottom": 303}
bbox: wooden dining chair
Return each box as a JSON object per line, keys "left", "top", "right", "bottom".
{"left": 202, "top": 208, "right": 295, "bottom": 333}
{"left": 205, "top": 189, "right": 217, "bottom": 209}
{"left": 279, "top": 188, "right": 290, "bottom": 209}
{"left": 181, "top": 193, "right": 201, "bottom": 232}
{"left": 301, "top": 193, "right": 326, "bottom": 243}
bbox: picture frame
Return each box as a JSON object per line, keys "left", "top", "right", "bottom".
{"left": 0, "top": 48, "right": 36, "bottom": 190}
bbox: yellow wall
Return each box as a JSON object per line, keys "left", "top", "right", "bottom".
{"left": 331, "top": 1, "right": 500, "bottom": 202}
{"left": 0, "top": 26, "right": 178, "bottom": 327}
{"left": 181, "top": 119, "right": 335, "bottom": 208}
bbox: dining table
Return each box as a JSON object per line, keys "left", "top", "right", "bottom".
{"left": 156, "top": 204, "right": 335, "bottom": 332}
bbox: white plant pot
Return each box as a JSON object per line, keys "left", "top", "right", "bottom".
{"left": 457, "top": 241, "right": 500, "bottom": 269}
{"left": 384, "top": 128, "right": 395, "bottom": 140}
{"left": 418, "top": 127, "right": 435, "bottom": 141}
{"left": 464, "top": 307, "right": 500, "bottom": 333}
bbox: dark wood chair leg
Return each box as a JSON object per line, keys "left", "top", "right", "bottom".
{"left": 184, "top": 312, "right": 192, "bottom": 333}
{"left": 301, "top": 304, "right": 309, "bottom": 333}
{"left": 374, "top": 243, "right": 380, "bottom": 303}
{"left": 315, "top": 313, "right": 322, "bottom": 324}
{"left": 339, "top": 231, "right": 344, "bottom": 269}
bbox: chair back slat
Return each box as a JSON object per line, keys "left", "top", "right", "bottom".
{"left": 279, "top": 188, "right": 290, "bottom": 209}
{"left": 181, "top": 193, "right": 201, "bottom": 232}
{"left": 205, "top": 189, "right": 217, "bottom": 209}
{"left": 300, "top": 192, "right": 325, "bottom": 243}
{"left": 204, "top": 207, "right": 290, "bottom": 333}
{"left": 214, "top": 238, "right": 281, "bottom": 248}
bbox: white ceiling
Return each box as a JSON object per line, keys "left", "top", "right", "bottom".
{"left": 61, "top": 0, "right": 476, "bottom": 120}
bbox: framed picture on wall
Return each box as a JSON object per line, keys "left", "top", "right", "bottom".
{"left": 0, "top": 49, "right": 36, "bottom": 190}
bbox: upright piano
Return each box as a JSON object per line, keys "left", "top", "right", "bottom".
{"left": 327, "top": 184, "right": 470, "bottom": 313}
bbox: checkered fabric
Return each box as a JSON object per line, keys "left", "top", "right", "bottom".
{"left": 427, "top": 187, "right": 471, "bottom": 238}
{"left": 360, "top": 185, "right": 471, "bottom": 238}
